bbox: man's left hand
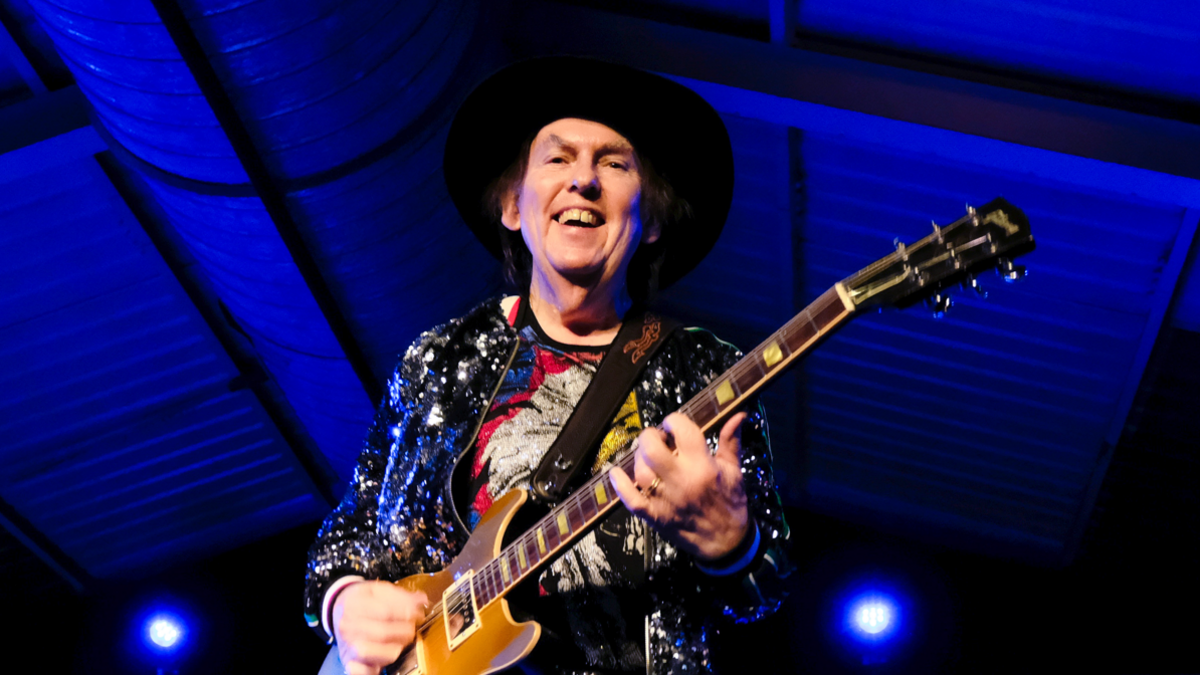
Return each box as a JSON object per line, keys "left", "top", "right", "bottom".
{"left": 609, "top": 411, "right": 750, "bottom": 561}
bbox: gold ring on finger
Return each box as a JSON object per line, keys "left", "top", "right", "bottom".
{"left": 646, "top": 476, "right": 662, "bottom": 496}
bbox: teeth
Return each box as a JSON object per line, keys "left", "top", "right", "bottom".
{"left": 559, "top": 208, "right": 597, "bottom": 225}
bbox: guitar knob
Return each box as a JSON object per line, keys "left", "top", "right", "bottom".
{"left": 926, "top": 294, "right": 952, "bottom": 318}
{"left": 996, "top": 258, "right": 1028, "bottom": 283}
{"left": 963, "top": 275, "right": 987, "bottom": 298}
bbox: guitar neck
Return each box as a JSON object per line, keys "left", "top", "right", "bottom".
{"left": 463, "top": 284, "right": 857, "bottom": 608}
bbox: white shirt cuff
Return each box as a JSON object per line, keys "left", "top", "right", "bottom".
{"left": 321, "top": 575, "right": 365, "bottom": 640}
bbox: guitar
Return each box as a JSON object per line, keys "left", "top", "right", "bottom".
{"left": 319, "top": 197, "right": 1035, "bottom": 675}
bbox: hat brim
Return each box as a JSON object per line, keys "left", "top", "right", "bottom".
{"left": 443, "top": 56, "right": 734, "bottom": 289}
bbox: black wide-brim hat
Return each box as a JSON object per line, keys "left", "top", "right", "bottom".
{"left": 443, "top": 56, "right": 734, "bottom": 289}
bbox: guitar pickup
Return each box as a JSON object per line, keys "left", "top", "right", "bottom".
{"left": 443, "top": 569, "right": 481, "bottom": 650}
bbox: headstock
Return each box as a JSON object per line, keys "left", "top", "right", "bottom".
{"left": 844, "top": 197, "right": 1034, "bottom": 313}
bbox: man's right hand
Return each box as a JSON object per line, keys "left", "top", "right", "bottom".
{"left": 333, "top": 581, "right": 428, "bottom": 675}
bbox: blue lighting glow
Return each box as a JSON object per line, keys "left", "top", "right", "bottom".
{"left": 144, "top": 612, "right": 186, "bottom": 652}
{"left": 843, "top": 590, "right": 902, "bottom": 643}
{"left": 855, "top": 599, "right": 892, "bottom": 634}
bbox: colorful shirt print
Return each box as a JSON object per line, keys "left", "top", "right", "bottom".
{"left": 467, "top": 320, "right": 648, "bottom": 672}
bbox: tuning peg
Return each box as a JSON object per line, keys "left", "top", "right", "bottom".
{"left": 926, "top": 293, "right": 952, "bottom": 318}
{"left": 996, "top": 258, "right": 1027, "bottom": 283}
{"left": 962, "top": 274, "right": 987, "bottom": 298}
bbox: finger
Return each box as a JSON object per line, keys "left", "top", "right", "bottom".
{"left": 630, "top": 446, "right": 659, "bottom": 493}
{"left": 717, "top": 412, "right": 748, "bottom": 463}
{"left": 636, "top": 426, "right": 676, "bottom": 477}
{"left": 343, "top": 616, "right": 416, "bottom": 646}
{"left": 609, "top": 467, "right": 652, "bottom": 517}
{"left": 355, "top": 585, "right": 425, "bottom": 622}
{"left": 661, "top": 412, "right": 708, "bottom": 461}
{"left": 340, "top": 639, "right": 392, "bottom": 672}
{"left": 344, "top": 639, "right": 405, "bottom": 669}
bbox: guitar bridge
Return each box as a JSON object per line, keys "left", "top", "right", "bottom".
{"left": 443, "top": 569, "right": 481, "bottom": 650}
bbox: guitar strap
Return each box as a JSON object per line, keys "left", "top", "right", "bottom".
{"left": 529, "top": 301, "right": 681, "bottom": 504}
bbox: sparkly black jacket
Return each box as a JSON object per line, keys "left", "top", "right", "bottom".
{"left": 304, "top": 298, "right": 792, "bottom": 674}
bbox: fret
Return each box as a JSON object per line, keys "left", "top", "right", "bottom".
{"left": 713, "top": 377, "right": 738, "bottom": 407}
{"left": 510, "top": 547, "right": 523, "bottom": 574}
{"left": 579, "top": 490, "right": 598, "bottom": 521}
{"left": 783, "top": 311, "right": 818, "bottom": 354}
{"left": 567, "top": 498, "right": 585, "bottom": 531}
{"left": 593, "top": 479, "right": 610, "bottom": 507}
{"left": 544, "top": 519, "right": 562, "bottom": 550}
{"left": 760, "top": 336, "right": 789, "bottom": 370}
{"left": 477, "top": 565, "right": 491, "bottom": 604}
{"left": 525, "top": 535, "right": 540, "bottom": 566}
{"left": 536, "top": 527, "right": 547, "bottom": 555}
{"left": 499, "top": 554, "right": 511, "bottom": 584}
{"left": 485, "top": 563, "right": 498, "bottom": 600}
{"left": 576, "top": 496, "right": 590, "bottom": 529}
{"left": 555, "top": 507, "right": 571, "bottom": 537}
{"left": 812, "top": 293, "right": 849, "bottom": 329}
{"left": 517, "top": 538, "right": 529, "bottom": 570}
{"left": 730, "top": 361, "right": 760, "bottom": 400}
{"left": 686, "top": 400, "right": 716, "bottom": 431}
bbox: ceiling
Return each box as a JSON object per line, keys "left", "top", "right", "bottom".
{"left": 2, "top": 0, "right": 1197, "bottom": 622}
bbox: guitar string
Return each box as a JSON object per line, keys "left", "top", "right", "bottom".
{"left": 417, "top": 290, "right": 842, "bottom": 635}
{"left": 409, "top": 211, "right": 997, "bottom": 640}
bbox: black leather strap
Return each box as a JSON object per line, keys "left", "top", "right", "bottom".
{"left": 531, "top": 308, "right": 680, "bottom": 503}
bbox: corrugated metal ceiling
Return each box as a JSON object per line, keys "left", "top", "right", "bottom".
{"left": 0, "top": 155, "right": 328, "bottom": 577}
{"left": 1, "top": 0, "right": 1197, "bottom": 602}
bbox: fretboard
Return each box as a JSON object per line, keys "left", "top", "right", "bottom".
{"left": 467, "top": 285, "right": 855, "bottom": 609}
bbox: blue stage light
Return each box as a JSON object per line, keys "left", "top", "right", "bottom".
{"left": 852, "top": 596, "right": 893, "bottom": 635}
{"left": 144, "top": 612, "right": 186, "bottom": 652}
{"left": 843, "top": 589, "right": 902, "bottom": 644}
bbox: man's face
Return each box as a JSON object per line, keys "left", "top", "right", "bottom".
{"left": 501, "top": 118, "right": 660, "bottom": 293}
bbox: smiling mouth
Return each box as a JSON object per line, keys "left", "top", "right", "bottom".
{"left": 553, "top": 208, "right": 604, "bottom": 227}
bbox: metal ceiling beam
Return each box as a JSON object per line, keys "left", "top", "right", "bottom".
{"left": 1060, "top": 207, "right": 1200, "bottom": 565}
{"left": 0, "top": 10, "right": 46, "bottom": 95}
{"left": 0, "top": 84, "right": 89, "bottom": 160}
{"left": 145, "top": 0, "right": 383, "bottom": 406}
{"left": 506, "top": 1, "right": 1200, "bottom": 181}
{"left": 0, "top": 496, "right": 90, "bottom": 594}
{"left": 95, "top": 151, "right": 340, "bottom": 508}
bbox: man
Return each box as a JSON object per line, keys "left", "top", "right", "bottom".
{"left": 305, "top": 57, "right": 791, "bottom": 675}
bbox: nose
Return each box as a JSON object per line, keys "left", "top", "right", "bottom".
{"left": 570, "top": 165, "right": 600, "bottom": 198}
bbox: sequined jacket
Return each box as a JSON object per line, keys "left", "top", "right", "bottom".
{"left": 304, "top": 297, "right": 792, "bottom": 674}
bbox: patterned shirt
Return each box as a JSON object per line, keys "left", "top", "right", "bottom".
{"left": 466, "top": 314, "right": 649, "bottom": 673}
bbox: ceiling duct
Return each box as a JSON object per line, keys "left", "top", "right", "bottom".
{"left": 27, "top": 0, "right": 501, "bottom": 477}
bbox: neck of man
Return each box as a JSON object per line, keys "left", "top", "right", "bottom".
{"left": 527, "top": 269, "right": 631, "bottom": 346}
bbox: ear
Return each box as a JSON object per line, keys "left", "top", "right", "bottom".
{"left": 500, "top": 191, "right": 521, "bottom": 232}
{"left": 641, "top": 218, "right": 662, "bottom": 244}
